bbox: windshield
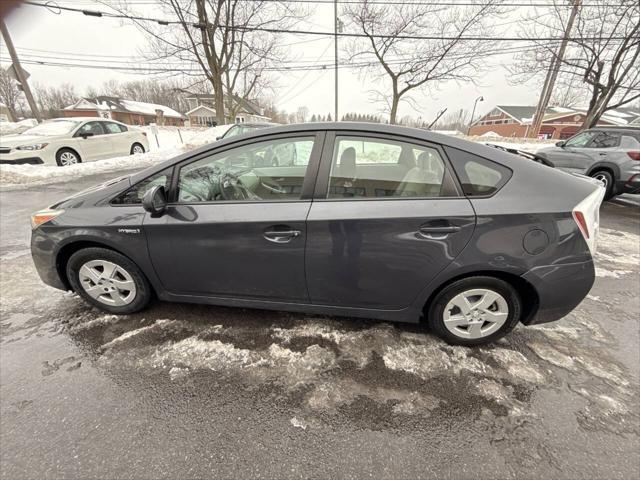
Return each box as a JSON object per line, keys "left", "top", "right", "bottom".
{"left": 22, "top": 120, "right": 81, "bottom": 136}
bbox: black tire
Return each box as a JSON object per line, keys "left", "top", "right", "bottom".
{"left": 590, "top": 170, "right": 615, "bottom": 200}
{"left": 130, "top": 143, "right": 145, "bottom": 154}
{"left": 427, "top": 276, "right": 521, "bottom": 346}
{"left": 66, "top": 247, "right": 152, "bottom": 314}
{"left": 56, "top": 148, "right": 81, "bottom": 167}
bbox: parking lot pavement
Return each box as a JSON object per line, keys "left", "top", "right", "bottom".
{"left": 1, "top": 176, "right": 639, "bottom": 479}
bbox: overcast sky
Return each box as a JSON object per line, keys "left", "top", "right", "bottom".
{"left": 0, "top": 0, "right": 546, "bottom": 121}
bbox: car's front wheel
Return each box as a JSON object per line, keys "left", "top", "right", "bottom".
{"left": 66, "top": 247, "right": 152, "bottom": 314}
{"left": 131, "top": 143, "right": 145, "bottom": 154}
{"left": 56, "top": 148, "right": 81, "bottom": 167}
{"left": 427, "top": 276, "right": 521, "bottom": 346}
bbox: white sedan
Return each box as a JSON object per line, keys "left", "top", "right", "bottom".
{"left": 0, "top": 117, "right": 150, "bottom": 167}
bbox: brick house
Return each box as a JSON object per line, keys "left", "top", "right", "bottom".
{"left": 469, "top": 105, "right": 640, "bottom": 139}
{"left": 62, "top": 96, "right": 185, "bottom": 126}
{"left": 185, "top": 94, "right": 271, "bottom": 126}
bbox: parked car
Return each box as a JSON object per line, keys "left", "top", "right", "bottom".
{"left": 0, "top": 117, "right": 149, "bottom": 166}
{"left": 30, "top": 123, "right": 604, "bottom": 345}
{"left": 217, "top": 122, "right": 279, "bottom": 141}
{"left": 536, "top": 126, "right": 640, "bottom": 199}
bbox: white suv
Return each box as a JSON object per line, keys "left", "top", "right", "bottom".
{"left": 0, "top": 117, "right": 150, "bottom": 167}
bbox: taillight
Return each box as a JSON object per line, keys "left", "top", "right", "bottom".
{"left": 627, "top": 151, "right": 640, "bottom": 160}
{"left": 572, "top": 185, "right": 605, "bottom": 254}
{"left": 573, "top": 211, "right": 589, "bottom": 239}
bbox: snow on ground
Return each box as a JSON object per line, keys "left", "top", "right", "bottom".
{"left": 0, "top": 125, "right": 225, "bottom": 186}
{"left": 1, "top": 125, "right": 551, "bottom": 186}
{"left": 0, "top": 119, "right": 38, "bottom": 135}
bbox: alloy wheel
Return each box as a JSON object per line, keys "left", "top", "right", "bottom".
{"left": 132, "top": 145, "right": 144, "bottom": 154}
{"left": 443, "top": 288, "right": 509, "bottom": 339}
{"left": 78, "top": 260, "right": 137, "bottom": 306}
{"left": 60, "top": 152, "right": 78, "bottom": 166}
{"left": 593, "top": 172, "right": 609, "bottom": 188}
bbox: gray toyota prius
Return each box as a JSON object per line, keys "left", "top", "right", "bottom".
{"left": 30, "top": 123, "right": 604, "bottom": 345}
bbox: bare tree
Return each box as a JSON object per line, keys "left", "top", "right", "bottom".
{"left": 434, "top": 108, "right": 470, "bottom": 132}
{"left": 343, "top": 1, "right": 502, "bottom": 124}
{"left": 549, "top": 80, "right": 587, "bottom": 108}
{"left": 512, "top": 0, "right": 640, "bottom": 128}
{"left": 0, "top": 68, "right": 21, "bottom": 120}
{"left": 34, "top": 83, "right": 78, "bottom": 119}
{"left": 109, "top": 1, "right": 308, "bottom": 125}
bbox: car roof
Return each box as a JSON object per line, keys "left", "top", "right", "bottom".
{"left": 590, "top": 125, "right": 640, "bottom": 132}
{"left": 49, "top": 117, "right": 125, "bottom": 123}
{"left": 133, "top": 121, "right": 549, "bottom": 185}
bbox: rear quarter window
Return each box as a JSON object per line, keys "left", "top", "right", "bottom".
{"left": 444, "top": 147, "right": 512, "bottom": 197}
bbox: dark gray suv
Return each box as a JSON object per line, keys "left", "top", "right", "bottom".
{"left": 30, "top": 123, "right": 604, "bottom": 345}
{"left": 536, "top": 126, "right": 640, "bottom": 199}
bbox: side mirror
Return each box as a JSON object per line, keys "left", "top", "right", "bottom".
{"left": 216, "top": 136, "right": 222, "bottom": 140}
{"left": 80, "top": 132, "right": 94, "bottom": 139}
{"left": 555, "top": 140, "right": 565, "bottom": 147}
{"left": 142, "top": 185, "right": 167, "bottom": 216}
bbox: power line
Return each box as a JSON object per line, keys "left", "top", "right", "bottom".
{"left": 21, "top": 1, "right": 634, "bottom": 41}
{"left": 51, "top": 0, "right": 634, "bottom": 5}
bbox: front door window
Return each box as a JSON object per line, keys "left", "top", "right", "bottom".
{"left": 177, "top": 136, "right": 315, "bottom": 202}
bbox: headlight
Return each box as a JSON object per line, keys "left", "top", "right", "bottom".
{"left": 30, "top": 209, "right": 65, "bottom": 229}
{"left": 17, "top": 143, "right": 49, "bottom": 151}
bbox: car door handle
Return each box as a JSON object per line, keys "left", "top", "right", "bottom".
{"left": 599, "top": 152, "right": 607, "bottom": 156}
{"left": 263, "top": 229, "right": 301, "bottom": 243}
{"left": 418, "top": 226, "right": 461, "bottom": 239}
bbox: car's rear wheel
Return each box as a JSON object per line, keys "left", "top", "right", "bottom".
{"left": 131, "top": 143, "right": 145, "bottom": 154}
{"left": 427, "top": 276, "right": 521, "bottom": 346}
{"left": 56, "top": 148, "right": 81, "bottom": 167}
{"left": 590, "top": 170, "right": 615, "bottom": 200}
{"left": 66, "top": 247, "right": 152, "bottom": 314}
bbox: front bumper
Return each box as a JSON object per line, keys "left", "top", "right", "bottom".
{"left": 521, "top": 259, "right": 595, "bottom": 325}
{"left": 0, "top": 156, "right": 44, "bottom": 165}
{"left": 31, "top": 228, "right": 67, "bottom": 291}
{"left": 0, "top": 148, "right": 52, "bottom": 165}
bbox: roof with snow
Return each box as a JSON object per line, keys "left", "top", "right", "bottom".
{"left": 65, "top": 96, "right": 185, "bottom": 119}
{"left": 186, "top": 93, "right": 266, "bottom": 117}
{"left": 476, "top": 105, "right": 640, "bottom": 126}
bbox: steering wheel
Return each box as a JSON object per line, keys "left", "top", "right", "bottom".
{"left": 219, "top": 173, "right": 250, "bottom": 201}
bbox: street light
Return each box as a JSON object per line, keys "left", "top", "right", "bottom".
{"left": 467, "top": 95, "right": 484, "bottom": 135}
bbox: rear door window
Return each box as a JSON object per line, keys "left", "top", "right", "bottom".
{"left": 445, "top": 147, "right": 511, "bottom": 197}
{"left": 587, "top": 131, "right": 620, "bottom": 148}
{"left": 325, "top": 136, "right": 452, "bottom": 198}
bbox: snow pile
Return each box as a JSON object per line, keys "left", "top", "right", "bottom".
{"left": 0, "top": 126, "right": 207, "bottom": 186}
{"left": 138, "top": 126, "right": 200, "bottom": 152}
{"left": 480, "top": 131, "right": 501, "bottom": 138}
{"left": 0, "top": 119, "right": 38, "bottom": 135}
{"left": 0, "top": 148, "right": 183, "bottom": 186}
{"left": 184, "top": 124, "right": 233, "bottom": 148}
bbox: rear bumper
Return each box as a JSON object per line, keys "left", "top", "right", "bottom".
{"left": 617, "top": 175, "right": 640, "bottom": 195}
{"left": 521, "top": 259, "right": 595, "bottom": 325}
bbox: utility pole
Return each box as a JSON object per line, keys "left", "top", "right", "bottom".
{"left": 0, "top": 18, "right": 42, "bottom": 122}
{"left": 334, "top": 0, "right": 338, "bottom": 122}
{"left": 527, "top": 0, "right": 581, "bottom": 138}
